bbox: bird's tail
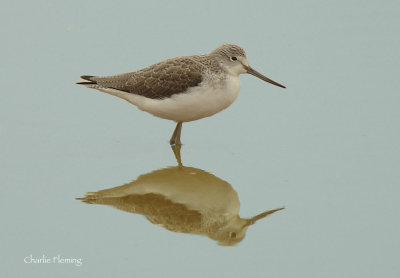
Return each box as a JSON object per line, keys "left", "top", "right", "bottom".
{"left": 76, "top": 75, "right": 97, "bottom": 85}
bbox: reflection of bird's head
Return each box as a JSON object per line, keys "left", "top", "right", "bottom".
{"left": 210, "top": 207, "right": 286, "bottom": 246}
{"left": 209, "top": 216, "right": 250, "bottom": 246}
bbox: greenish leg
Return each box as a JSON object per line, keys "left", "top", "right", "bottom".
{"left": 171, "top": 144, "right": 183, "bottom": 167}
{"left": 169, "top": 122, "right": 183, "bottom": 146}
{"left": 170, "top": 122, "right": 183, "bottom": 166}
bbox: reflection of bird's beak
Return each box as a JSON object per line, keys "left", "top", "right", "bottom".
{"left": 245, "top": 206, "right": 285, "bottom": 226}
{"left": 245, "top": 66, "right": 286, "bottom": 88}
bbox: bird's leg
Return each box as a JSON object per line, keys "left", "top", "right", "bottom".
{"left": 169, "top": 122, "right": 183, "bottom": 146}
{"left": 170, "top": 122, "right": 183, "bottom": 167}
{"left": 171, "top": 144, "right": 183, "bottom": 167}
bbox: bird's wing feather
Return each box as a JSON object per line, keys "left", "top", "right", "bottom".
{"left": 91, "top": 57, "right": 205, "bottom": 99}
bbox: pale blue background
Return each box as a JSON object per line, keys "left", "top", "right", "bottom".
{"left": 1, "top": 0, "right": 399, "bottom": 277}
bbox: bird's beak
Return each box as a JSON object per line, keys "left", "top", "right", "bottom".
{"left": 244, "top": 206, "right": 285, "bottom": 227}
{"left": 245, "top": 66, "right": 286, "bottom": 89}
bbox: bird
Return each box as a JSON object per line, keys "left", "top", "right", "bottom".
{"left": 77, "top": 44, "right": 285, "bottom": 147}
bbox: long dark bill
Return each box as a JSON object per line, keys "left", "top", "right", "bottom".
{"left": 246, "top": 66, "right": 286, "bottom": 88}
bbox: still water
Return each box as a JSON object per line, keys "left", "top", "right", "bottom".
{"left": 77, "top": 147, "right": 285, "bottom": 246}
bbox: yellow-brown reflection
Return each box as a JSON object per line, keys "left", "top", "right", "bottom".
{"left": 77, "top": 162, "right": 284, "bottom": 246}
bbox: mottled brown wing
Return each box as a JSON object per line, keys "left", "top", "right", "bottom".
{"left": 93, "top": 57, "right": 205, "bottom": 99}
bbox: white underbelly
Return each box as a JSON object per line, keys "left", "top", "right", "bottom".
{"left": 122, "top": 76, "right": 241, "bottom": 122}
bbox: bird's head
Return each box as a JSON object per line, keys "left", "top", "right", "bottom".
{"left": 210, "top": 43, "right": 286, "bottom": 88}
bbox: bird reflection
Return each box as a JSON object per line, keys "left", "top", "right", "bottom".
{"left": 77, "top": 148, "right": 284, "bottom": 246}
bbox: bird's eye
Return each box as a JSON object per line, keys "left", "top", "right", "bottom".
{"left": 231, "top": 56, "right": 237, "bottom": 61}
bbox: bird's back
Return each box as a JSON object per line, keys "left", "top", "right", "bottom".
{"left": 78, "top": 54, "right": 223, "bottom": 100}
